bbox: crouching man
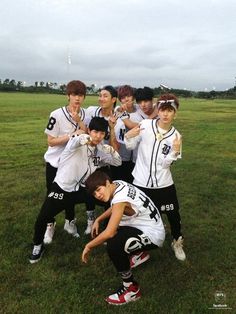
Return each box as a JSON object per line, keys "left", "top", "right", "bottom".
{"left": 29, "top": 117, "right": 121, "bottom": 264}
{"left": 82, "top": 171, "right": 165, "bottom": 305}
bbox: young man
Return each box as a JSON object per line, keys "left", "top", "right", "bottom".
{"left": 43, "top": 80, "right": 87, "bottom": 243}
{"left": 82, "top": 171, "right": 165, "bottom": 305}
{"left": 85, "top": 85, "right": 119, "bottom": 151}
{"left": 120, "top": 86, "right": 157, "bottom": 164}
{"left": 124, "top": 94, "right": 186, "bottom": 261}
{"left": 29, "top": 117, "right": 122, "bottom": 264}
{"left": 111, "top": 85, "right": 142, "bottom": 183}
{"left": 135, "top": 86, "right": 156, "bottom": 118}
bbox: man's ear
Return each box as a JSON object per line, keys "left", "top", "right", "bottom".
{"left": 112, "top": 97, "right": 117, "bottom": 104}
{"left": 106, "top": 180, "right": 112, "bottom": 188}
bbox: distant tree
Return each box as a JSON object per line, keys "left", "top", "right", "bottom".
{"left": 59, "top": 84, "right": 66, "bottom": 93}
{"left": 35, "top": 81, "right": 38, "bottom": 88}
{"left": 40, "top": 81, "right": 44, "bottom": 87}
{"left": 10, "top": 79, "right": 16, "bottom": 87}
{"left": 4, "top": 79, "right": 10, "bottom": 85}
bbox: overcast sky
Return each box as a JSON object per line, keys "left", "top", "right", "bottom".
{"left": 1, "top": 0, "right": 236, "bottom": 91}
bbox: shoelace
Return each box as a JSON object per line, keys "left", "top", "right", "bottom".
{"left": 116, "top": 285, "right": 127, "bottom": 296}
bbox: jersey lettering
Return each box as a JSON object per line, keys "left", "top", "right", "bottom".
{"left": 162, "top": 144, "right": 171, "bottom": 155}
{"left": 46, "top": 117, "right": 56, "bottom": 130}
{"left": 48, "top": 192, "right": 64, "bottom": 200}
{"left": 92, "top": 156, "right": 100, "bottom": 166}
{"left": 160, "top": 204, "right": 174, "bottom": 212}
{"left": 124, "top": 234, "right": 152, "bottom": 253}
{"left": 119, "top": 128, "right": 126, "bottom": 141}
{"left": 139, "top": 194, "right": 160, "bottom": 222}
{"left": 127, "top": 184, "right": 136, "bottom": 200}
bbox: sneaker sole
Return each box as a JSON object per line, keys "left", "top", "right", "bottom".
{"left": 105, "top": 295, "right": 141, "bottom": 305}
{"left": 131, "top": 254, "right": 150, "bottom": 269}
{"left": 29, "top": 250, "right": 45, "bottom": 264}
{"left": 43, "top": 238, "right": 53, "bottom": 245}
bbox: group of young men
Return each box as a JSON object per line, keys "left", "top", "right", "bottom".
{"left": 29, "top": 80, "right": 186, "bottom": 305}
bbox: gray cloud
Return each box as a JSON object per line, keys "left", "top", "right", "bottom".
{"left": 1, "top": 0, "right": 236, "bottom": 90}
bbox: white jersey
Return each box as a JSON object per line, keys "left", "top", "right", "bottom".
{"left": 44, "top": 106, "right": 86, "bottom": 168}
{"left": 54, "top": 134, "right": 122, "bottom": 192}
{"left": 124, "top": 119, "right": 182, "bottom": 188}
{"left": 111, "top": 180, "right": 165, "bottom": 247}
{"left": 114, "top": 110, "right": 143, "bottom": 161}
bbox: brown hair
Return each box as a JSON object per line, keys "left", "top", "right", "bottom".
{"left": 117, "top": 85, "right": 134, "bottom": 101}
{"left": 66, "top": 80, "right": 86, "bottom": 96}
{"left": 157, "top": 93, "right": 179, "bottom": 109}
{"left": 85, "top": 170, "right": 112, "bottom": 195}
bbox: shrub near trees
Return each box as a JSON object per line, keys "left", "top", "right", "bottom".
{"left": 0, "top": 78, "right": 236, "bottom": 99}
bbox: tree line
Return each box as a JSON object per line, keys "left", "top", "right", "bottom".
{"left": 0, "top": 78, "right": 236, "bottom": 99}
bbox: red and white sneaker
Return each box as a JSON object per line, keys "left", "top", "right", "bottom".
{"left": 105, "top": 282, "right": 141, "bottom": 305}
{"left": 130, "top": 251, "right": 150, "bottom": 269}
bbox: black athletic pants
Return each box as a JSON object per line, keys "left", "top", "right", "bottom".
{"left": 45, "top": 163, "right": 95, "bottom": 221}
{"left": 135, "top": 184, "right": 182, "bottom": 240}
{"left": 33, "top": 183, "right": 91, "bottom": 245}
{"left": 110, "top": 160, "right": 135, "bottom": 184}
{"left": 106, "top": 226, "right": 157, "bottom": 273}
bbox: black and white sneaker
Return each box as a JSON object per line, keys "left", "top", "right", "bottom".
{"left": 29, "top": 244, "right": 45, "bottom": 264}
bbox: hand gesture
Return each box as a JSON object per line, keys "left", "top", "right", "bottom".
{"left": 71, "top": 109, "right": 81, "bottom": 123}
{"left": 79, "top": 134, "right": 92, "bottom": 145}
{"left": 101, "top": 144, "right": 115, "bottom": 154}
{"left": 108, "top": 113, "right": 117, "bottom": 129}
{"left": 125, "top": 124, "right": 144, "bottom": 139}
{"left": 173, "top": 133, "right": 182, "bottom": 154}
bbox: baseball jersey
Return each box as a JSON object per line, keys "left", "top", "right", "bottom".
{"left": 54, "top": 134, "right": 122, "bottom": 192}
{"left": 124, "top": 119, "right": 182, "bottom": 188}
{"left": 111, "top": 180, "right": 165, "bottom": 247}
{"left": 44, "top": 106, "right": 86, "bottom": 168}
{"left": 114, "top": 110, "right": 143, "bottom": 161}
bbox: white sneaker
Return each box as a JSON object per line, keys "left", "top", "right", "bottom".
{"left": 84, "top": 219, "right": 94, "bottom": 235}
{"left": 29, "top": 244, "right": 45, "bottom": 264}
{"left": 105, "top": 282, "right": 141, "bottom": 305}
{"left": 43, "top": 222, "right": 56, "bottom": 244}
{"left": 171, "top": 236, "right": 186, "bottom": 261}
{"left": 64, "top": 219, "right": 80, "bottom": 238}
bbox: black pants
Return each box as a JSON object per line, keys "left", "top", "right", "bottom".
{"left": 33, "top": 183, "right": 90, "bottom": 245}
{"left": 135, "top": 184, "right": 182, "bottom": 240}
{"left": 106, "top": 226, "right": 157, "bottom": 272}
{"left": 110, "top": 161, "right": 135, "bottom": 183}
{"left": 45, "top": 163, "right": 95, "bottom": 221}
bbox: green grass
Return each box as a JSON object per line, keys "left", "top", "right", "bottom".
{"left": 0, "top": 93, "right": 235, "bottom": 313}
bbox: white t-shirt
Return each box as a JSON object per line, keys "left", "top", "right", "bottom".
{"left": 44, "top": 106, "right": 86, "bottom": 168}
{"left": 111, "top": 180, "right": 165, "bottom": 247}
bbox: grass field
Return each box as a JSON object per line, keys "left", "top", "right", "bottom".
{"left": 0, "top": 92, "right": 235, "bottom": 314}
